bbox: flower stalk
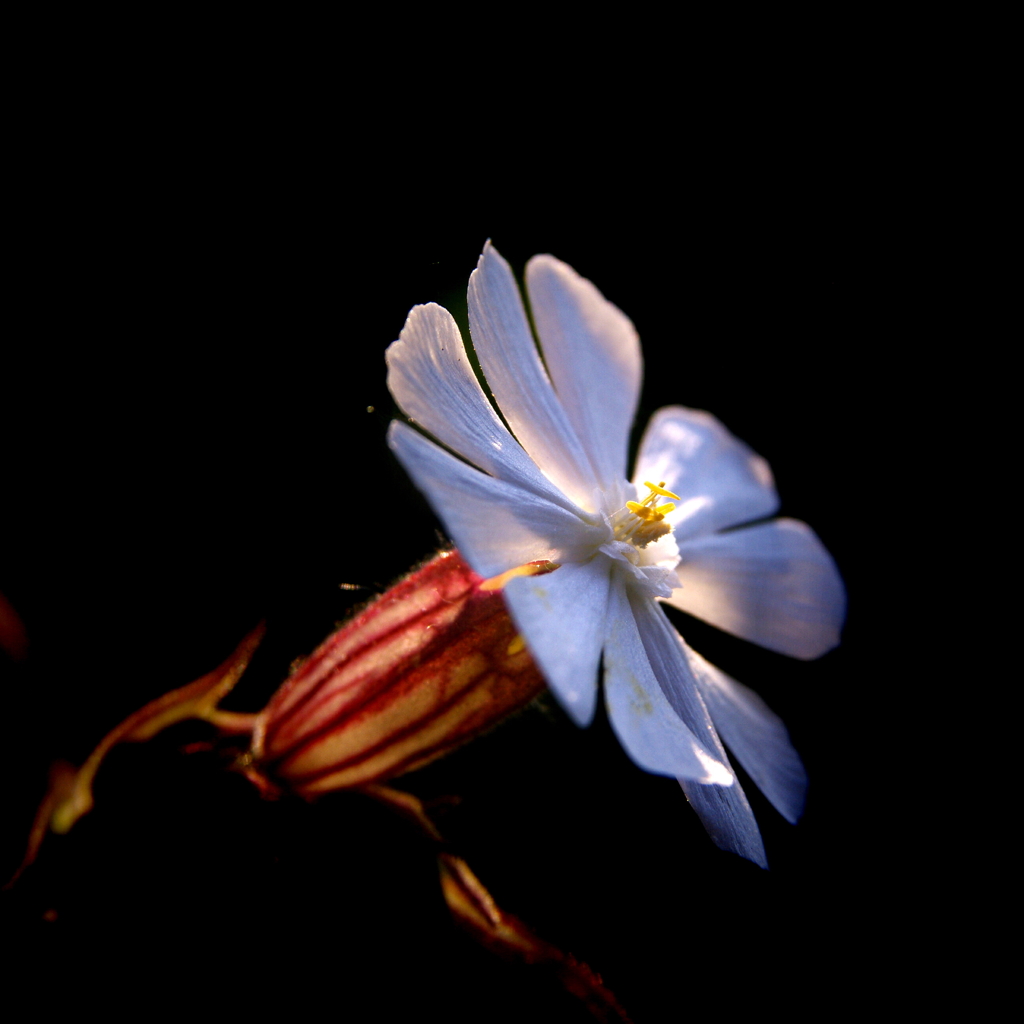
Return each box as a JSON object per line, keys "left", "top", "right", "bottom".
{"left": 7, "top": 622, "right": 264, "bottom": 886}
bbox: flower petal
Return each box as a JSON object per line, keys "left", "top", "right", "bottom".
{"left": 502, "top": 558, "right": 611, "bottom": 727}
{"left": 681, "top": 641, "right": 807, "bottom": 824}
{"left": 525, "top": 254, "right": 641, "bottom": 492}
{"left": 678, "top": 772, "right": 768, "bottom": 869}
{"left": 603, "top": 577, "right": 733, "bottom": 783}
{"left": 628, "top": 599, "right": 771, "bottom": 863}
{"left": 633, "top": 406, "right": 780, "bottom": 542}
{"left": 467, "top": 242, "right": 600, "bottom": 510}
{"left": 668, "top": 518, "right": 846, "bottom": 659}
{"left": 627, "top": 589, "right": 727, "bottom": 756}
{"left": 386, "top": 303, "right": 578, "bottom": 510}
{"left": 388, "top": 421, "right": 605, "bottom": 579}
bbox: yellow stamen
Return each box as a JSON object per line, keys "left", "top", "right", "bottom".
{"left": 643, "top": 481, "right": 681, "bottom": 500}
{"left": 613, "top": 482, "right": 678, "bottom": 548}
{"left": 480, "top": 560, "right": 560, "bottom": 592}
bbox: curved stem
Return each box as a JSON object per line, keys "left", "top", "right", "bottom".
{"left": 358, "top": 782, "right": 633, "bottom": 1023}
{"left": 8, "top": 623, "right": 265, "bottom": 885}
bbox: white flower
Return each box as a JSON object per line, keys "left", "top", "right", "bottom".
{"left": 385, "top": 243, "right": 845, "bottom": 867}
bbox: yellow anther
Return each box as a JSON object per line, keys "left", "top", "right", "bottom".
{"left": 655, "top": 503, "right": 676, "bottom": 515}
{"left": 625, "top": 502, "right": 659, "bottom": 522}
{"left": 643, "top": 481, "right": 681, "bottom": 500}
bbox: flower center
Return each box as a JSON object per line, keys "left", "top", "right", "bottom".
{"left": 612, "top": 481, "right": 680, "bottom": 549}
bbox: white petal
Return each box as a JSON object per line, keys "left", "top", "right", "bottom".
{"left": 679, "top": 773, "right": 768, "bottom": 869}
{"left": 628, "top": 597, "right": 768, "bottom": 863}
{"left": 387, "top": 421, "right": 605, "bottom": 579}
{"left": 386, "top": 303, "right": 578, "bottom": 510}
{"left": 627, "top": 589, "right": 727, "bottom": 755}
{"left": 603, "top": 577, "right": 733, "bottom": 783}
{"left": 681, "top": 641, "right": 807, "bottom": 824}
{"left": 631, "top": 615, "right": 768, "bottom": 868}
{"left": 503, "top": 558, "right": 612, "bottom": 727}
{"left": 525, "top": 254, "right": 641, "bottom": 492}
{"left": 467, "top": 243, "right": 600, "bottom": 510}
{"left": 633, "top": 406, "right": 780, "bottom": 542}
{"left": 668, "top": 518, "right": 846, "bottom": 659}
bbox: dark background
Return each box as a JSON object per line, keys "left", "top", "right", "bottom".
{"left": 1, "top": 116, "right": 917, "bottom": 1019}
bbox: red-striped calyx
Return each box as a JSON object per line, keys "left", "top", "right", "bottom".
{"left": 251, "top": 550, "right": 553, "bottom": 797}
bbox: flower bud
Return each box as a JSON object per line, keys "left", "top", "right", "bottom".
{"left": 252, "top": 550, "right": 546, "bottom": 797}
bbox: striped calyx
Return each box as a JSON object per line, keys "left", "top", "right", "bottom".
{"left": 251, "top": 550, "right": 547, "bottom": 797}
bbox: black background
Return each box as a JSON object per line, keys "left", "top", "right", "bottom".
{"left": 1, "top": 99, "right": 919, "bottom": 1019}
